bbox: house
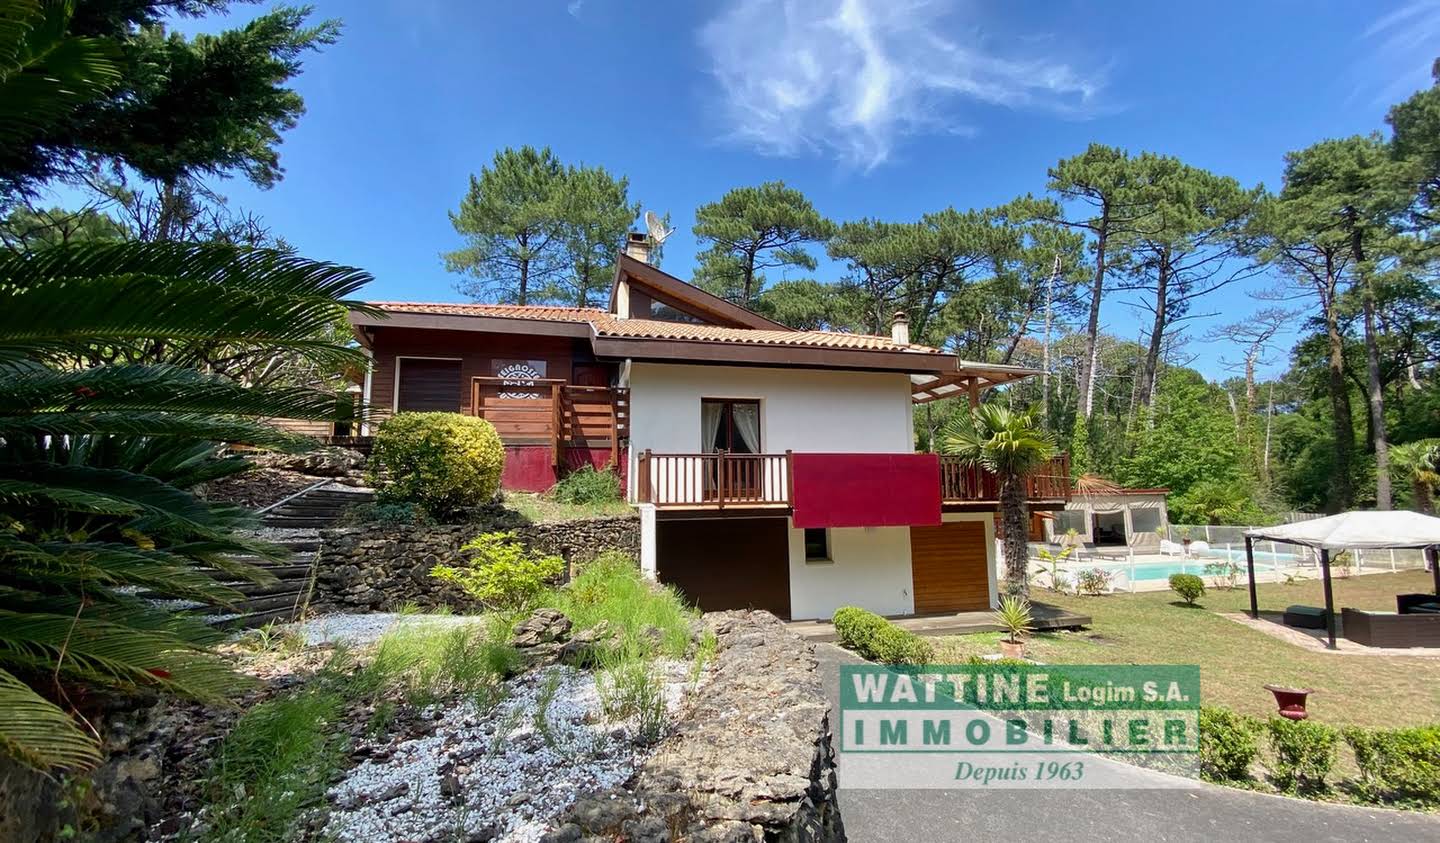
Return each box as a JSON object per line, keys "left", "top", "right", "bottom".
{"left": 348, "top": 234, "right": 1071, "bottom": 620}
{"left": 1047, "top": 488, "right": 1170, "bottom": 552}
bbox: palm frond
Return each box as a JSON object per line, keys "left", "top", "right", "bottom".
{"left": 0, "top": 535, "right": 247, "bottom": 605}
{"left": 0, "top": 667, "right": 101, "bottom": 771}
{"left": 0, "top": 242, "right": 378, "bottom": 367}
{"left": 0, "top": 609, "right": 244, "bottom": 700}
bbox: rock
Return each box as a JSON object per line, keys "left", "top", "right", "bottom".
{"left": 264, "top": 446, "right": 366, "bottom": 477}
{"left": 440, "top": 771, "right": 461, "bottom": 800}
{"left": 552, "top": 610, "right": 842, "bottom": 841}
{"left": 377, "top": 782, "right": 410, "bottom": 802}
{"left": 559, "top": 619, "right": 615, "bottom": 667}
{"left": 466, "top": 824, "right": 498, "bottom": 843}
{"left": 312, "top": 517, "right": 640, "bottom": 613}
{"left": 512, "top": 608, "right": 572, "bottom": 647}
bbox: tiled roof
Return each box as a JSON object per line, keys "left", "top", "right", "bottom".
{"left": 367, "top": 301, "right": 943, "bottom": 353}
{"left": 590, "top": 316, "right": 942, "bottom": 353}
{"left": 370, "top": 302, "right": 607, "bottom": 323}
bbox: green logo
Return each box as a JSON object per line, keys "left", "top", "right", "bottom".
{"left": 838, "top": 664, "right": 1201, "bottom": 788}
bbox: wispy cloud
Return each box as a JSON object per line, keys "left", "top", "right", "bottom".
{"left": 697, "top": 0, "right": 1104, "bottom": 170}
{"left": 1357, "top": 0, "right": 1440, "bottom": 106}
{"left": 567, "top": 0, "right": 584, "bottom": 19}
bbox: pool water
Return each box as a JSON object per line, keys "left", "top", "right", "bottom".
{"left": 1086, "top": 557, "right": 1282, "bottom": 582}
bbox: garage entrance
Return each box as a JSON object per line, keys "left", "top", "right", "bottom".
{"left": 655, "top": 516, "right": 790, "bottom": 619}
{"left": 909, "top": 520, "right": 990, "bottom": 614}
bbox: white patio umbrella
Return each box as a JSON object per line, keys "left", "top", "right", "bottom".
{"left": 1243, "top": 511, "right": 1440, "bottom": 649}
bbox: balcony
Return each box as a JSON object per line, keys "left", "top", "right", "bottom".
{"left": 634, "top": 450, "right": 1071, "bottom": 511}
{"left": 469, "top": 376, "right": 629, "bottom": 464}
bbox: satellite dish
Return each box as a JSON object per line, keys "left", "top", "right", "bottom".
{"left": 644, "top": 210, "right": 674, "bottom": 246}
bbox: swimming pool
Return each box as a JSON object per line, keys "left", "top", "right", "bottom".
{"left": 1082, "top": 557, "right": 1282, "bottom": 582}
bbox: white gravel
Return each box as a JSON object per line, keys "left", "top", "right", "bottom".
{"left": 281, "top": 612, "right": 489, "bottom": 647}
{"left": 322, "top": 661, "right": 690, "bottom": 843}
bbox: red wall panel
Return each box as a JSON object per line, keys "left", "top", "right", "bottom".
{"left": 791, "top": 453, "right": 941, "bottom": 529}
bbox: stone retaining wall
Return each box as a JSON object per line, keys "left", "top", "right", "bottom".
{"left": 314, "top": 516, "right": 640, "bottom": 611}
{"left": 547, "top": 610, "right": 844, "bottom": 842}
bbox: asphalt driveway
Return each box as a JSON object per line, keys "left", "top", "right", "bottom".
{"left": 813, "top": 643, "right": 1440, "bottom": 842}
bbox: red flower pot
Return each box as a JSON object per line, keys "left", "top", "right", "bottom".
{"left": 1264, "top": 684, "right": 1314, "bottom": 721}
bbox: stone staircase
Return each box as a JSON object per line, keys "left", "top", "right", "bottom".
{"left": 199, "top": 484, "right": 374, "bottom": 630}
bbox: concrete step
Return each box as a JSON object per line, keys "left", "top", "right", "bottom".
{"left": 210, "top": 605, "right": 306, "bottom": 630}
{"left": 262, "top": 516, "right": 340, "bottom": 529}
{"left": 225, "top": 590, "right": 308, "bottom": 615}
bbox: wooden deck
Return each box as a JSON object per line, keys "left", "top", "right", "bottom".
{"left": 787, "top": 601, "right": 1091, "bottom": 641}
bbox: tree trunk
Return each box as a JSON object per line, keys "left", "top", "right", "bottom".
{"left": 1324, "top": 304, "right": 1354, "bottom": 512}
{"left": 1080, "top": 219, "right": 1109, "bottom": 419}
{"left": 1414, "top": 479, "right": 1434, "bottom": 516}
{"left": 1041, "top": 262, "right": 1054, "bottom": 427}
{"left": 999, "top": 473, "right": 1030, "bottom": 598}
{"left": 1136, "top": 258, "right": 1169, "bottom": 409}
{"left": 518, "top": 258, "right": 529, "bottom": 305}
{"left": 1358, "top": 261, "right": 1391, "bottom": 509}
{"left": 1263, "top": 382, "right": 1274, "bottom": 486}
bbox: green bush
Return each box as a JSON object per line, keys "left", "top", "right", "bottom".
{"left": 549, "top": 464, "right": 621, "bottom": 505}
{"left": 1168, "top": 573, "right": 1206, "bottom": 605}
{"left": 430, "top": 532, "right": 564, "bottom": 610}
{"left": 1198, "top": 706, "right": 1260, "bottom": 782}
{"left": 367, "top": 412, "right": 505, "bottom": 518}
{"left": 1343, "top": 724, "right": 1440, "bottom": 806}
{"left": 1267, "top": 717, "right": 1339, "bottom": 793}
{"left": 832, "top": 606, "right": 934, "bottom": 664}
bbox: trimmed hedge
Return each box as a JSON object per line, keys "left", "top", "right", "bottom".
{"left": 367, "top": 412, "right": 505, "bottom": 519}
{"left": 1267, "top": 717, "right": 1339, "bottom": 794}
{"left": 1198, "top": 706, "right": 1259, "bottom": 782}
{"left": 1343, "top": 724, "right": 1440, "bottom": 806}
{"left": 832, "top": 606, "right": 934, "bottom": 664}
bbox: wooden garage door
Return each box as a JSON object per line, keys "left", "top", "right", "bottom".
{"left": 396, "top": 359, "right": 461, "bottom": 412}
{"left": 656, "top": 517, "right": 791, "bottom": 619}
{"left": 910, "top": 521, "right": 989, "bottom": 614}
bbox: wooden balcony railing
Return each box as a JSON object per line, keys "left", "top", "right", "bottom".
{"left": 938, "top": 452, "right": 1071, "bottom": 503}
{"left": 469, "top": 377, "right": 628, "bottom": 465}
{"left": 634, "top": 450, "right": 1071, "bottom": 509}
{"left": 635, "top": 450, "right": 791, "bottom": 509}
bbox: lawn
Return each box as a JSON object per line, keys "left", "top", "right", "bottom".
{"left": 933, "top": 570, "right": 1440, "bottom": 729}
{"left": 503, "top": 491, "right": 634, "bottom": 523}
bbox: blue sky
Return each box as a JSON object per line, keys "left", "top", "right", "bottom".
{"left": 149, "top": 0, "right": 1440, "bottom": 380}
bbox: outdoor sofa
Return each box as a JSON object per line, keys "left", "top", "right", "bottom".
{"left": 1341, "top": 607, "right": 1440, "bottom": 648}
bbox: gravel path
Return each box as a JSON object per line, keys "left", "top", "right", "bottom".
{"left": 323, "top": 661, "right": 691, "bottom": 843}
{"left": 281, "top": 612, "right": 489, "bottom": 647}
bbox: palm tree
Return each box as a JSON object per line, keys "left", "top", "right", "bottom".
{"left": 1390, "top": 440, "right": 1440, "bottom": 515}
{"left": 941, "top": 405, "right": 1059, "bottom": 598}
{"left": 0, "top": 0, "right": 377, "bottom": 771}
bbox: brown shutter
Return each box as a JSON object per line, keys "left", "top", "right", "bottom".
{"left": 396, "top": 359, "right": 461, "bottom": 412}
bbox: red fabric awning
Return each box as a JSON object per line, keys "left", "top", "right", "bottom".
{"left": 791, "top": 453, "right": 942, "bottom": 529}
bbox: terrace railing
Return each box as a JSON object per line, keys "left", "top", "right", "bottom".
{"left": 634, "top": 450, "right": 1071, "bottom": 510}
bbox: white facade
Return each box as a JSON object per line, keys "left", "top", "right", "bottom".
{"left": 623, "top": 362, "right": 914, "bottom": 464}
{"left": 787, "top": 523, "right": 915, "bottom": 620}
{"left": 626, "top": 360, "right": 998, "bottom": 620}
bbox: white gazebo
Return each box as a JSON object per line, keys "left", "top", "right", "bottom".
{"left": 1244, "top": 511, "right": 1440, "bottom": 649}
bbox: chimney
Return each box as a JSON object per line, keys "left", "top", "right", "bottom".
{"left": 624, "top": 231, "right": 652, "bottom": 265}
{"left": 891, "top": 311, "right": 910, "bottom": 346}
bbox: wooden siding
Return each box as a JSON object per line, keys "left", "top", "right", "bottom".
{"left": 369, "top": 327, "right": 599, "bottom": 414}
{"left": 909, "top": 521, "right": 990, "bottom": 613}
{"left": 656, "top": 517, "right": 791, "bottom": 619}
